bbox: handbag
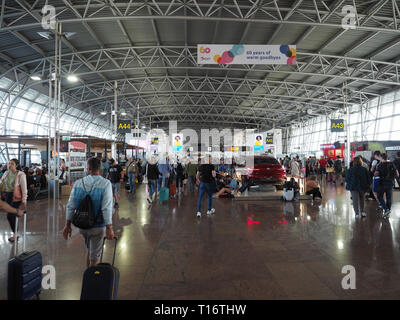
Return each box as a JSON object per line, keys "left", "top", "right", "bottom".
{"left": 13, "top": 178, "right": 23, "bottom": 202}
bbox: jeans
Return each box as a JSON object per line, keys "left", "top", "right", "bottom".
{"left": 176, "top": 176, "right": 184, "bottom": 189}
{"left": 350, "top": 190, "right": 365, "bottom": 214}
{"left": 5, "top": 192, "right": 21, "bottom": 233}
{"left": 377, "top": 185, "right": 393, "bottom": 211}
{"left": 188, "top": 176, "right": 196, "bottom": 193}
{"left": 148, "top": 179, "right": 157, "bottom": 199}
{"left": 197, "top": 182, "right": 214, "bottom": 212}
{"left": 128, "top": 172, "right": 136, "bottom": 192}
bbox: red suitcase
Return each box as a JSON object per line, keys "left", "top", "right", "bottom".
{"left": 169, "top": 184, "right": 177, "bottom": 197}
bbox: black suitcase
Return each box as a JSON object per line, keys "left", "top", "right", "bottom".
{"left": 8, "top": 213, "right": 42, "bottom": 300}
{"left": 80, "top": 237, "right": 119, "bottom": 300}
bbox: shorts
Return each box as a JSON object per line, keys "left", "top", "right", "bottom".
{"left": 372, "top": 177, "right": 380, "bottom": 193}
{"left": 79, "top": 227, "right": 106, "bottom": 261}
{"left": 111, "top": 182, "right": 120, "bottom": 195}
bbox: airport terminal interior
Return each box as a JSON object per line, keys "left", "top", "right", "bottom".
{"left": 0, "top": 0, "right": 400, "bottom": 300}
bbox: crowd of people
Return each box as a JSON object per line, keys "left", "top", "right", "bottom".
{"left": 279, "top": 155, "right": 344, "bottom": 184}
{"left": 1, "top": 150, "right": 400, "bottom": 268}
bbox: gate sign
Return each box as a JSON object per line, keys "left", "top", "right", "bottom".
{"left": 117, "top": 120, "right": 131, "bottom": 133}
{"left": 197, "top": 45, "right": 296, "bottom": 65}
{"left": 266, "top": 133, "right": 274, "bottom": 144}
{"left": 331, "top": 119, "right": 345, "bottom": 132}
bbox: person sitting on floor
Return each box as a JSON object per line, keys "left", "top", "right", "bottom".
{"left": 305, "top": 175, "right": 322, "bottom": 200}
{"left": 284, "top": 178, "right": 300, "bottom": 200}
{"left": 214, "top": 174, "right": 238, "bottom": 198}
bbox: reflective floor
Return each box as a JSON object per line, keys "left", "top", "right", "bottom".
{"left": 1, "top": 181, "right": 400, "bottom": 300}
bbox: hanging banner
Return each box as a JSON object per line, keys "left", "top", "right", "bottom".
{"left": 254, "top": 134, "right": 264, "bottom": 151}
{"left": 197, "top": 44, "right": 296, "bottom": 65}
{"left": 331, "top": 119, "right": 345, "bottom": 132}
{"left": 172, "top": 134, "right": 183, "bottom": 151}
{"left": 117, "top": 119, "right": 131, "bottom": 133}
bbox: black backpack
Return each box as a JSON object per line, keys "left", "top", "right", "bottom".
{"left": 334, "top": 160, "right": 342, "bottom": 171}
{"left": 72, "top": 179, "right": 97, "bottom": 229}
{"left": 379, "top": 162, "right": 396, "bottom": 184}
{"left": 177, "top": 163, "right": 184, "bottom": 175}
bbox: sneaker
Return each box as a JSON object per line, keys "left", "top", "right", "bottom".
{"left": 361, "top": 212, "right": 367, "bottom": 218}
{"left": 114, "top": 203, "right": 119, "bottom": 208}
{"left": 147, "top": 197, "right": 152, "bottom": 204}
{"left": 355, "top": 213, "right": 360, "bottom": 218}
{"left": 376, "top": 205, "right": 383, "bottom": 211}
{"left": 207, "top": 208, "right": 215, "bottom": 215}
{"left": 196, "top": 212, "right": 201, "bottom": 218}
{"left": 382, "top": 210, "right": 391, "bottom": 218}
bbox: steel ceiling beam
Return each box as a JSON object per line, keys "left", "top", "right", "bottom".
{"left": 1, "top": 0, "right": 399, "bottom": 34}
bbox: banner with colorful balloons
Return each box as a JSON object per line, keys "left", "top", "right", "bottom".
{"left": 197, "top": 44, "right": 296, "bottom": 65}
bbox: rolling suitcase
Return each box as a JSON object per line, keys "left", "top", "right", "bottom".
{"left": 159, "top": 187, "right": 169, "bottom": 203}
{"left": 169, "top": 184, "right": 177, "bottom": 198}
{"left": 8, "top": 213, "right": 42, "bottom": 300}
{"left": 80, "top": 237, "right": 119, "bottom": 300}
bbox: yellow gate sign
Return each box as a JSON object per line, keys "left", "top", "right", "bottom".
{"left": 117, "top": 120, "right": 131, "bottom": 133}
{"left": 331, "top": 119, "right": 344, "bottom": 132}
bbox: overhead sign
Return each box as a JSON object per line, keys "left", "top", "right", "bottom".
{"left": 151, "top": 137, "right": 159, "bottom": 145}
{"left": 62, "top": 136, "right": 71, "bottom": 141}
{"left": 266, "top": 133, "right": 274, "bottom": 144}
{"left": 172, "top": 134, "right": 183, "bottom": 151}
{"left": 254, "top": 134, "right": 264, "bottom": 151}
{"left": 117, "top": 120, "right": 131, "bottom": 133}
{"left": 197, "top": 45, "right": 296, "bottom": 65}
{"left": 331, "top": 119, "right": 345, "bottom": 132}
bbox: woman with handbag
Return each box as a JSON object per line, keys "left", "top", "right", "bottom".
{"left": 0, "top": 158, "right": 27, "bottom": 242}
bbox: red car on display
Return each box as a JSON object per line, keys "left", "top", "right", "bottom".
{"left": 236, "top": 155, "right": 286, "bottom": 190}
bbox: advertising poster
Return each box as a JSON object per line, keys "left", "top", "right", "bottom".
{"left": 254, "top": 134, "right": 264, "bottom": 151}
{"left": 198, "top": 45, "right": 296, "bottom": 65}
{"left": 172, "top": 134, "right": 183, "bottom": 151}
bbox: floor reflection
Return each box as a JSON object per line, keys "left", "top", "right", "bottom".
{"left": 0, "top": 183, "right": 400, "bottom": 299}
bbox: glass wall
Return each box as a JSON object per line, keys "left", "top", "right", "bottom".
{"left": 286, "top": 89, "right": 400, "bottom": 155}
{"left": 0, "top": 77, "right": 111, "bottom": 164}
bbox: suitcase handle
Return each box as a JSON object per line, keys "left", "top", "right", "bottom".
{"left": 14, "top": 212, "right": 27, "bottom": 256}
{"left": 100, "top": 237, "right": 118, "bottom": 266}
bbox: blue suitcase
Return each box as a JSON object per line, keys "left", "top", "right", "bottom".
{"left": 80, "top": 237, "right": 119, "bottom": 300}
{"left": 8, "top": 213, "right": 42, "bottom": 300}
{"left": 159, "top": 187, "right": 169, "bottom": 202}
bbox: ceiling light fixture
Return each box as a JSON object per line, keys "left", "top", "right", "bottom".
{"left": 64, "top": 32, "right": 77, "bottom": 40}
{"left": 67, "top": 74, "right": 78, "bottom": 82}
{"left": 30, "top": 75, "right": 42, "bottom": 81}
{"left": 37, "top": 32, "right": 53, "bottom": 40}
{"left": 100, "top": 111, "right": 107, "bottom": 115}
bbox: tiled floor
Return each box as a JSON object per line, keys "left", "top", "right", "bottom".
{"left": 1, "top": 180, "right": 400, "bottom": 300}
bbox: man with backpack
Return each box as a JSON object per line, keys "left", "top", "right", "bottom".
{"left": 374, "top": 153, "right": 399, "bottom": 218}
{"left": 333, "top": 157, "right": 343, "bottom": 185}
{"left": 107, "top": 159, "right": 123, "bottom": 208}
{"left": 126, "top": 157, "right": 138, "bottom": 194}
{"left": 63, "top": 157, "right": 114, "bottom": 267}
